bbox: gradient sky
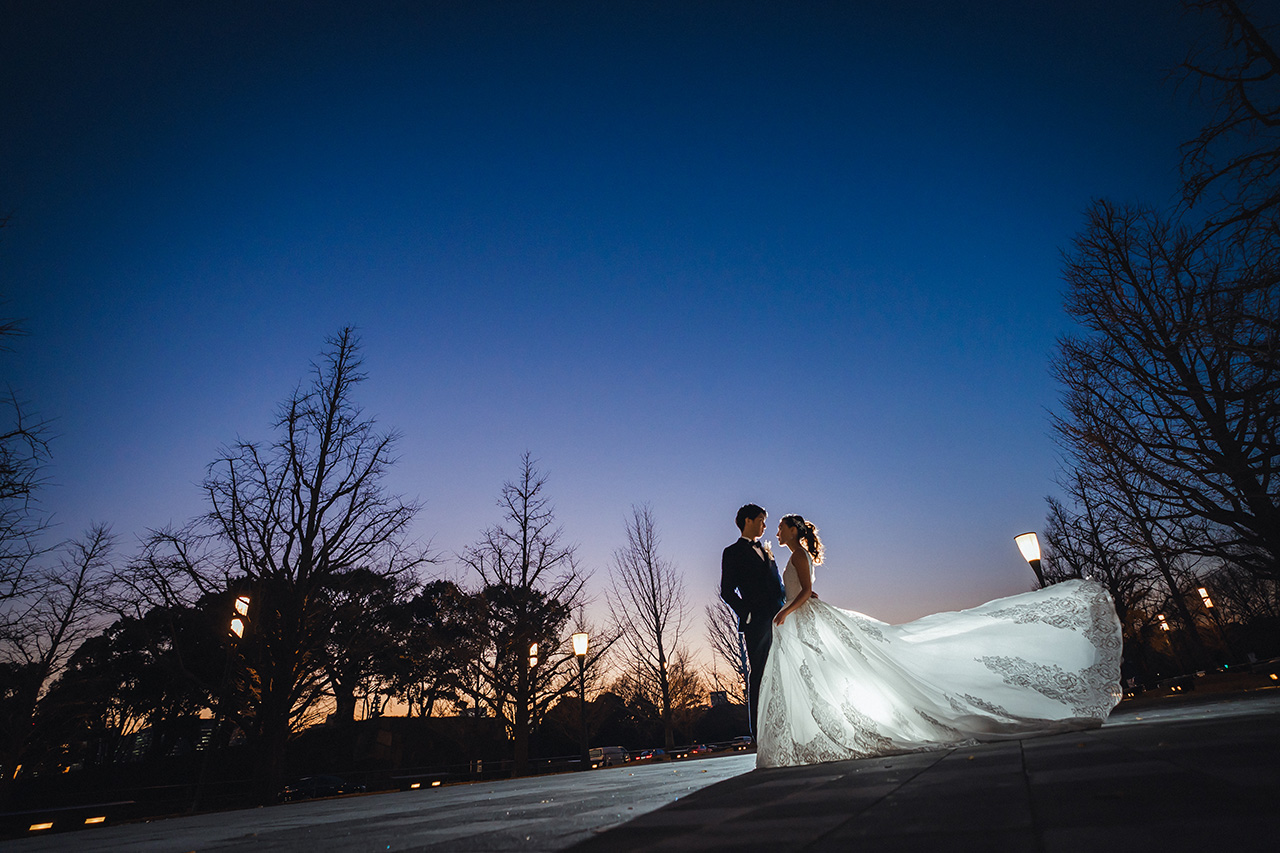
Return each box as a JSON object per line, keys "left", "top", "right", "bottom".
{"left": 3, "top": 1, "right": 1211, "bottom": 634}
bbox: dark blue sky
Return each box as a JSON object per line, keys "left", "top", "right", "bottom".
{"left": 3, "top": 1, "right": 1209, "bottom": 627}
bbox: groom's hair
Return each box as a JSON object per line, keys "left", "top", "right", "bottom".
{"left": 736, "top": 503, "right": 767, "bottom": 531}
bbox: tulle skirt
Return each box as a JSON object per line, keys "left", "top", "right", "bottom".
{"left": 756, "top": 579, "right": 1123, "bottom": 768}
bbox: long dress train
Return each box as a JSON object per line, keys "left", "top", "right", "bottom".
{"left": 755, "top": 557, "right": 1123, "bottom": 768}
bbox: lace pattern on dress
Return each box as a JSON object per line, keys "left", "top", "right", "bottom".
{"left": 795, "top": 606, "right": 828, "bottom": 656}
{"left": 827, "top": 611, "right": 864, "bottom": 653}
{"left": 851, "top": 615, "right": 888, "bottom": 643}
{"left": 984, "top": 596, "right": 1091, "bottom": 631}
{"left": 756, "top": 577, "right": 1123, "bottom": 769}
{"left": 959, "top": 692, "right": 1055, "bottom": 726}
{"left": 975, "top": 581, "right": 1124, "bottom": 718}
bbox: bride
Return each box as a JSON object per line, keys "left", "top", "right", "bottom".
{"left": 756, "top": 514, "right": 1123, "bottom": 768}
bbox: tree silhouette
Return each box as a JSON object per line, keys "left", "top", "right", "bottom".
{"left": 460, "top": 453, "right": 586, "bottom": 775}
{"left": 1180, "top": 0, "right": 1280, "bottom": 234}
{"left": 1055, "top": 201, "right": 1279, "bottom": 584}
{"left": 0, "top": 525, "right": 113, "bottom": 801}
{"left": 124, "top": 329, "right": 429, "bottom": 802}
{"left": 383, "top": 579, "right": 484, "bottom": 718}
{"left": 0, "top": 308, "right": 51, "bottom": 607}
{"left": 703, "top": 596, "right": 748, "bottom": 707}
{"left": 606, "top": 504, "right": 687, "bottom": 750}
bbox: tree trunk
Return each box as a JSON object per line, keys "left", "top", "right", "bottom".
{"left": 332, "top": 685, "right": 357, "bottom": 726}
{"left": 252, "top": 702, "right": 291, "bottom": 805}
{"left": 512, "top": 681, "right": 530, "bottom": 776}
{"left": 659, "top": 659, "right": 674, "bottom": 750}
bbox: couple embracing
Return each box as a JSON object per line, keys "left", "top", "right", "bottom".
{"left": 719, "top": 503, "right": 1126, "bottom": 769}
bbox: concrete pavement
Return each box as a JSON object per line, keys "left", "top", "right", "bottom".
{"left": 2, "top": 751, "right": 754, "bottom": 852}
{"left": 570, "top": 689, "right": 1280, "bottom": 853}
{"left": 4, "top": 689, "right": 1277, "bottom": 852}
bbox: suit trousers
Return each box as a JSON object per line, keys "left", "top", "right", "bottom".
{"left": 743, "top": 618, "right": 773, "bottom": 737}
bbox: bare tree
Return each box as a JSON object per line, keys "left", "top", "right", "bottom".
{"left": 665, "top": 649, "right": 708, "bottom": 745}
{"left": 703, "top": 597, "right": 748, "bottom": 707}
{"left": 0, "top": 316, "right": 51, "bottom": 605}
{"left": 606, "top": 504, "right": 686, "bottom": 750}
{"left": 0, "top": 524, "right": 113, "bottom": 800}
{"left": 1200, "top": 560, "right": 1280, "bottom": 625}
{"left": 1043, "top": 485, "right": 1153, "bottom": 627}
{"left": 1180, "top": 0, "right": 1280, "bottom": 234}
{"left": 1054, "top": 201, "right": 1280, "bottom": 583}
{"left": 124, "top": 329, "right": 429, "bottom": 802}
{"left": 1047, "top": 1, "right": 1280, "bottom": 677}
{"left": 460, "top": 453, "right": 587, "bottom": 775}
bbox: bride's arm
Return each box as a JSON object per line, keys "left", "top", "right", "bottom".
{"left": 773, "top": 551, "right": 813, "bottom": 626}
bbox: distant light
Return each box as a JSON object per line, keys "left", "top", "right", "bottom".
{"left": 1198, "top": 588, "right": 1214, "bottom": 608}
{"left": 1270, "top": 673, "right": 1278, "bottom": 681}
{"left": 431, "top": 780, "right": 441, "bottom": 787}
{"left": 230, "top": 617, "right": 246, "bottom": 639}
{"left": 529, "top": 642, "right": 538, "bottom": 658}
{"left": 84, "top": 816, "right": 106, "bottom": 825}
{"left": 572, "top": 632, "right": 589, "bottom": 657}
{"left": 28, "top": 823, "right": 53, "bottom": 832}
{"left": 1014, "top": 532, "right": 1041, "bottom": 563}
{"left": 410, "top": 782, "right": 420, "bottom": 790}
{"left": 1158, "top": 614, "right": 1170, "bottom": 631}
{"left": 234, "top": 595, "right": 251, "bottom": 616}
{"left": 529, "top": 655, "right": 538, "bottom": 668}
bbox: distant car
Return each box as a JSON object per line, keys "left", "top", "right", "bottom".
{"left": 589, "top": 746, "right": 629, "bottom": 768}
{"left": 687, "top": 744, "right": 711, "bottom": 755}
{"left": 278, "top": 775, "right": 366, "bottom": 802}
{"left": 731, "top": 736, "right": 755, "bottom": 750}
{"left": 635, "top": 748, "right": 667, "bottom": 762}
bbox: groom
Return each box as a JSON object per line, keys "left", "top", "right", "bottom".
{"left": 719, "top": 503, "right": 785, "bottom": 738}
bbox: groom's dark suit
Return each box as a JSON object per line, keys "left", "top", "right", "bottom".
{"left": 720, "top": 537, "right": 786, "bottom": 737}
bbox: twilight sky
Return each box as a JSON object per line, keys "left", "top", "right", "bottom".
{"left": 3, "top": 1, "right": 1211, "bottom": 633}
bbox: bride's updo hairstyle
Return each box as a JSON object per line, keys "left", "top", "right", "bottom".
{"left": 781, "top": 514, "right": 824, "bottom": 565}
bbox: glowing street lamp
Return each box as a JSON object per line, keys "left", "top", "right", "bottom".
{"left": 1158, "top": 613, "right": 1170, "bottom": 631}
{"left": 1014, "top": 532, "right": 1045, "bottom": 586}
{"left": 528, "top": 642, "right": 538, "bottom": 669}
{"left": 196, "top": 591, "right": 251, "bottom": 813}
{"left": 1197, "top": 587, "right": 1215, "bottom": 609}
{"left": 572, "top": 632, "right": 589, "bottom": 770}
{"left": 229, "top": 595, "right": 251, "bottom": 639}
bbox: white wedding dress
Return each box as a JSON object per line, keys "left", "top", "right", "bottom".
{"left": 756, "top": 556, "right": 1123, "bottom": 768}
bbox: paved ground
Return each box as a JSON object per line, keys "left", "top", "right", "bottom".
{"left": 2, "top": 752, "right": 755, "bottom": 852}
{"left": 4, "top": 689, "right": 1277, "bottom": 852}
{"left": 571, "top": 689, "right": 1280, "bottom": 853}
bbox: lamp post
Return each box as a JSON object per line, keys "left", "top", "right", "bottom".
{"left": 1014, "top": 532, "right": 1045, "bottom": 587}
{"left": 192, "top": 593, "right": 250, "bottom": 813}
{"left": 572, "top": 632, "right": 589, "bottom": 770}
{"left": 230, "top": 594, "right": 250, "bottom": 639}
{"left": 1196, "top": 586, "right": 1235, "bottom": 662}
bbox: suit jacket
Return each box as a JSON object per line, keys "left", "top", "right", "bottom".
{"left": 720, "top": 537, "right": 786, "bottom": 632}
